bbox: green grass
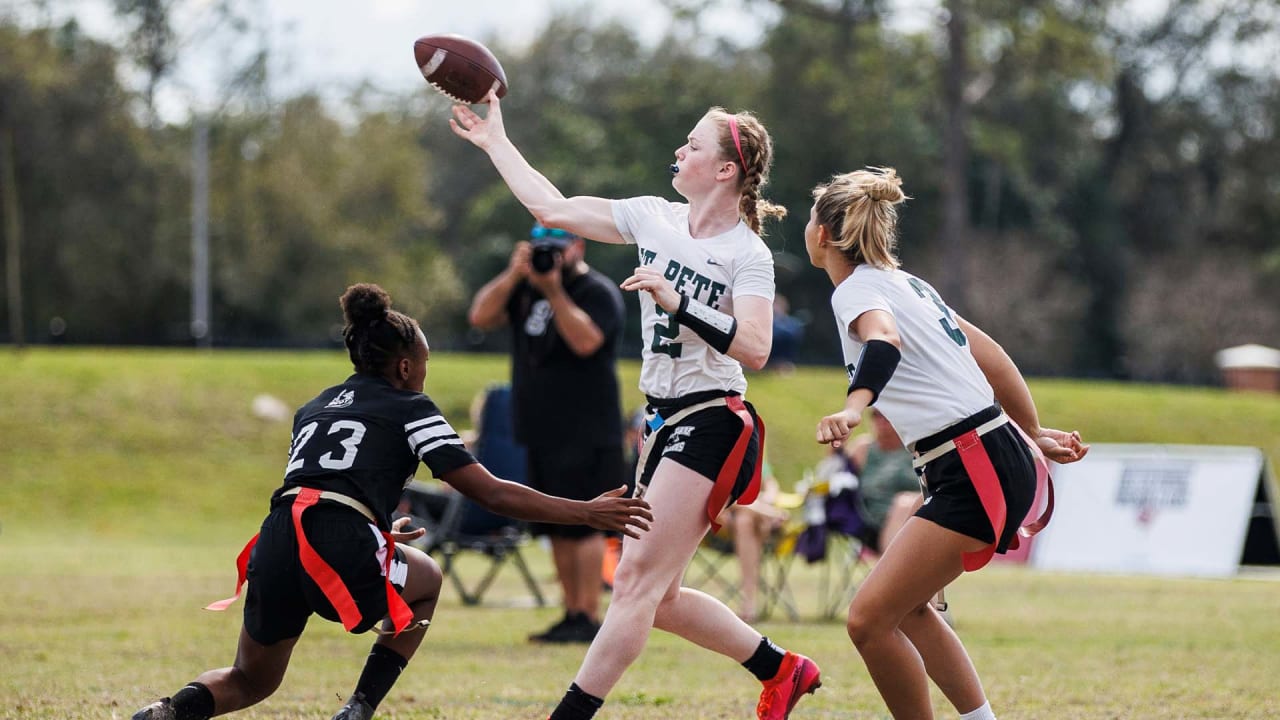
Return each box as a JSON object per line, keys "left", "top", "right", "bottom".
{"left": 3, "top": 347, "right": 1280, "bottom": 718}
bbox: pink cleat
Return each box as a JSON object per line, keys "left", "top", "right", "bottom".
{"left": 756, "top": 651, "right": 821, "bottom": 719}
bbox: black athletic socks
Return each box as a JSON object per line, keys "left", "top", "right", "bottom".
{"left": 170, "top": 682, "right": 215, "bottom": 720}
{"left": 548, "top": 682, "right": 604, "bottom": 720}
{"left": 742, "top": 636, "right": 786, "bottom": 682}
{"left": 352, "top": 644, "right": 409, "bottom": 710}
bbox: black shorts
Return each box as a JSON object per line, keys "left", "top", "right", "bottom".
{"left": 526, "top": 444, "right": 626, "bottom": 539}
{"left": 243, "top": 503, "right": 407, "bottom": 646}
{"left": 914, "top": 405, "right": 1036, "bottom": 553}
{"left": 636, "top": 390, "right": 761, "bottom": 505}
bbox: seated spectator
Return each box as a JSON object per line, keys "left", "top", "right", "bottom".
{"left": 846, "top": 408, "right": 921, "bottom": 555}
{"left": 766, "top": 294, "right": 805, "bottom": 373}
{"left": 718, "top": 461, "right": 795, "bottom": 622}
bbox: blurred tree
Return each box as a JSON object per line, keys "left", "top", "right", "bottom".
{"left": 0, "top": 20, "right": 183, "bottom": 345}
{"left": 206, "top": 94, "right": 456, "bottom": 346}
{"left": 939, "top": 0, "right": 970, "bottom": 310}
{"left": 0, "top": 126, "right": 23, "bottom": 348}
{"left": 112, "top": 0, "right": 176, "bottom": 125}
{"left": 3, "top": 1, "right": 1278, "bottom": 382}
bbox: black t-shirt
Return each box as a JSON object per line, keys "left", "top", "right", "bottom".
{"left": 507, "top": 268, "right": 625, "bottom": 448}
{"left": 271, "top": 373, "right": 477, "bottom": 529}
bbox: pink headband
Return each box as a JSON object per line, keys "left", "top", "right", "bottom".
{"left": 728, "top": 116, "right": 748, "bottom": 173}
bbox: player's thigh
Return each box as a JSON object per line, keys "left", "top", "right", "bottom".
{"left": 398, "top": 543, "right": 442, "bottom": 606}
{"left": 847, "top": 517, "right": 980, "bottom": 636}
{"left": 614, "top": 459, "right": 713, "bottom": 599}
{"left": 230, "top": 625, "right": 300, "bottom": 691}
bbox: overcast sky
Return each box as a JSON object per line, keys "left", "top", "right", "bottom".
{"left": 3, "top": 0, "right": 1191, "bottom": 121}
{"left": 6, "top": 0, "right": 802, "bottom": 118}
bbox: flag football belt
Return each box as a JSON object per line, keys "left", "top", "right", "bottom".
{"left": 204, "top": 487, "right": 422, "bottom": 637}
{"left": 911, "top": 414, "right": 1054, "bottom": 572}
{"left": 635, "top": 394, "right": 764, "bottom": 533}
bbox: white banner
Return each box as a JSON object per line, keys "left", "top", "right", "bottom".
{"left": 1031, "top": 444, "right": 1271, "bottom": 578}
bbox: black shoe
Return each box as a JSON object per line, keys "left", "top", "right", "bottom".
{"left": 331, "top": 693, "right": 375, "bottom": 720}
{"left": 530, "top": 612, "right": 597, "bottom": 644}
{"left": 528, "top": 612, "right": 575, "bottom": 642}
{"left": 131, "top": 699, "right": 175, "bottom": 720}
{"left": 564, "top": 614, "right": 600, "bottom": 644}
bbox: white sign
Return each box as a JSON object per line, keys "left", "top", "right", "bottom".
{"left": 1031, "top": 444, "right": 1274, "bottom": 578}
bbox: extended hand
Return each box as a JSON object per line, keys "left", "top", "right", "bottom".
{"left": 449, "top": 89, "right": 506, "bottom": 150}
{"left": 619, "top": 266, "right": 680, "bottom": 313}
{"left": 816, "top": 408, "right": 862, "bottom": 448}
{"left": 1036, "top": 427, "right": 1090, "bottom": 464}
{"left": 584, "top": 485, "right": 653, "bottom": 539}
{"left": 390, "top": 516, "right": 427, "bottom": 544}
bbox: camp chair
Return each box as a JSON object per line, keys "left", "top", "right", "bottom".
{"left": 685, "top": 492, "right": 804, "bottom": 622}
{"left": 790, "top": 471, "right": 876, "bottom": 621}
{"left": 400, "top": 384, "right": 545, "bottom": 607}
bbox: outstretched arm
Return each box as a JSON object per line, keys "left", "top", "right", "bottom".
{"left": 450, "top": 92, "right": 625, "bottom": 244}
{"left": 440, "top": 462, "right": 653, "bottom": 538}
{"left": 957, "top": 316, "right": 1089, "bottom": 464}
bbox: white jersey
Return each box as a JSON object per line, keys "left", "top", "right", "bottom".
{"left": 831, "top": 265, "right": 993, "bottom": 447}
{"left": 612, "top": 196, "right": 774, "bottom": 399}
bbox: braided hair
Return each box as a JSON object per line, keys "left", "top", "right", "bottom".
{"left": 706, "top": 107, "right": 787, "bottom": 235}
{"left": 811, "top": 167, "right": 909, "bottom": 270}
{"left": 339, "top": 283, "right": 421, "bottom": 376}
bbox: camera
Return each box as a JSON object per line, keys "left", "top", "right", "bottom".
{"left": 531, "top": 245, "right": 561, "bottom": 274}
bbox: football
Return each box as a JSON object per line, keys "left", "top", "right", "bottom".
{"left": 414, "top": 33, "right": 508, "bottom": 104}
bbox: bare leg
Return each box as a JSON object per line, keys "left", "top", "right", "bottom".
{"left": 191, "top": 628, "right": 300, "bottom": 715}
{"left": 372, "top": 544, "right": 442, "bottom": 660}
{"left": 331, "top": 545, "right": 443, "bottom": 717}
{"left": 572, "top": 460, "right": 762, "bottom": 697}
{"left": 897, "top": 601, "right": 985, "bottom": 713}
{"left": 877, "top": 492, "right": 923, "bottom": 554}
{"left": 551, "top": 534, "right": 606, "bottom": 621}
{"left": 731, "top": 508, "right": 768, "bottom": 621}
{"left": 845, "top": 517, "right": 987, "bottom": 719}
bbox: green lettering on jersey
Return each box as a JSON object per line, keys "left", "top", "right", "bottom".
{"left": 643, "top": 256, "right": 731, "bottom": 358}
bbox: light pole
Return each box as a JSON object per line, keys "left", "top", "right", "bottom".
{"left": 191, "top": 113, "right": 211, "bottom": 348}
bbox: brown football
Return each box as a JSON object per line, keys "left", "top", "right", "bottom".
{"left": 413, "top": 33, "right": 508, "bottom": 104}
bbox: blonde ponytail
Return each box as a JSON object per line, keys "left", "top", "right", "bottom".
{"left": 812, "top": 167, "right": 908, "bottom": 269}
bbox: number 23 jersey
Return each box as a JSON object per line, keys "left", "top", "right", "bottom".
{"left": 832, "top": 265, "right": 993, "bottom": 447}
{"left": 271, "top": 372, "right": 477, "bottom": 529}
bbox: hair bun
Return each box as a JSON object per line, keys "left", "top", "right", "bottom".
{"left": 340, "top": 283, "right": 392, "bottom": 327}
{"left": 866, "top": 167, "right": 905, "bottom": 203}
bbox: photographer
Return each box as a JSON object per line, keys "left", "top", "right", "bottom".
{"left": 468, "top": 223, "right": 627, "bottom": 644}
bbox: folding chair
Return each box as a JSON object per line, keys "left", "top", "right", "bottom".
{"left": 400, "top": 384, "right": 545, "bottom": 607}
{"left": 686, "top": 519, "right": 802, "bottom": 622}
{"left": 791, "top": 471, "right": 875, "bottom": 621}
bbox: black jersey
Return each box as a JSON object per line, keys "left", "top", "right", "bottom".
{"left": 270, "top": 373, "right": 476, "bottom": 529}
{"left": 507, "top": 268, "right": 625, "bottom": 448}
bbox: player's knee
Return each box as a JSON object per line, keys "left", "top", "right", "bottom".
{"left": 415, "top": 554, "right": 444, "bottom": 596}
{"left": 845, "top": 604, "right": 890, "bottom": 648}
{"left": 609, "top": 566, "right": 666, "bottom": 611}
{"left": 401, "top": 550, "right": 443, "bottom": 604}
{"left": 230, "top": 665, "right": 283, "bottom": 705}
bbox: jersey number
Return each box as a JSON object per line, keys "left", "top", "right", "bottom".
{"left": 908, "top": 278, "right": 967, "bottom": 347}
{"left": 285, "top": 419, "right": 368, "bottom": 474}
{"left": 650, "top": 308, "right": 683, "bottom": 358}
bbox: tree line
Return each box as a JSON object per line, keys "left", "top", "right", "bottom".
{"left": 1, "top": 0, "right": 1278, "bottom": 383}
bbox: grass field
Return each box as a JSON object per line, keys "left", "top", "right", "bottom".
{"left": 2, "top": 348, "right": 1279, "bottom": 719}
